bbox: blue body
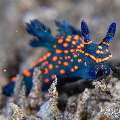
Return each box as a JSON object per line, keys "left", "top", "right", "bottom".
{"left": 3, "top": 19, "right": 116, "bottom": 96}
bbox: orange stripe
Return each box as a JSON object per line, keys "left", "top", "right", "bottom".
{"left": 79, "top": 36, "right": 92, "bottom": 44}
{"left": 76, "top": 49, "right": 112, "bottom": 63}
{"left": 84, "top": 41, "right": 92, "bottom": 44}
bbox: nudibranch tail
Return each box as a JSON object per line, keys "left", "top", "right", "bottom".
{"left": 26, "top": 19, "right": 56, "bottom": 49}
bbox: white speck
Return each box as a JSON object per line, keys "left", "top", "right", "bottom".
{"left": 84, "top": 62, "right": 87, "bottom": 66}
{"left": 3, "top": 68, "right": 7, "bottom": 72}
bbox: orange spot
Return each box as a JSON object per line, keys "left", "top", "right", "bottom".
{"left": 43, "top": 61, "right": 48, "bottom": 65}
{"left": 63, "top": 43, "right": 68, "bottom": 47}
{"left": 56, "top": 49, "right": 62, "bottom": 54}
{"left": 72, "top": 41, "right": 76, "bottom": 45}
{"left": 67, "top": 56, "right": 71, "bottom": 59}
{"left": 43, "top": 69, "right": 48, "bottom": 74}
{"left": 43, "top": 56, "right": 47, "bottom": 59}
{"left": 77, "top": 45, "right": 81, "bottom": 49}
{"left": 58, "top": 60, "right": 62, "bottom": 64}
{"left": 74, "top": 65, "right": 78, "bottom": 70}
{"left": 74, "top": 35, "right": 79, "bottom": 40}
{"left": 96, "top": 50, "right": 104, "bottom": 54}
{"left": 58, "top": 38, "right": 63, "bottom": 44}
{"left": 74, "top": 54, "right": 77, "bottom": 58}
{"left": 64, "top": 50, "right": 69, "bottom": 54}
{"left": 78, "top": 58, "right": 82, "bottom": 62}
{"left": 80, "top": 44, "right": 84, "bottom": 47}
{"left": 76, "top": 49, "right": 84, "bottom": 54}
{"left": 63, "top": 61, "right": 69, "bottom": 66}
{"left": 66, "top": 35, "right": 72, "bottom": 42}
{"left": 52, "top": 74, "right": 56, "bottom": 80}
{"left": 85, "top": 53, "right": 89, "bottom": 56}
{"left": 48, "top": 64, "right": 53, "bottom": 70}
{"left": 60, "top": 69, "right": 66, "bottom": 74}
{"left": 96, "top": 50, "right": 100, "bottom": 54}
{"left": 30, "top": 61, "right": 37, "bottom": 67}
{"left": 102, "top": 42, "right": 109, "bottom": 46}
{"left": 52, "top": 56, "right": 58, "bottom": 61}
{"left": 37, "top": 57, "right": 44, "bottom": 62}
{"left": 46, "top": 52, "right": 51, "bottom": 57}
{"left": 23, "top": 69, "right": 31, "bottom": 77}
{"left": 70, "top": 49, "right": 75, "bottom": 53}
{"left": 11, "top": 76, "right": 16, "bottom": 81}
{"left": 77, "top": 44, "right": 84, "bottom": 48}
{"left": 53, "top": 45, "right": 57, "bottom": 48}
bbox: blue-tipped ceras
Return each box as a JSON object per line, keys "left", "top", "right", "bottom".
{"left": 3, "top": 19, "right": 116, "bottom": 96}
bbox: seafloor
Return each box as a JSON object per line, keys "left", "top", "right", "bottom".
{"left": 0, "top": 65, "right": 120, "bottom": 120}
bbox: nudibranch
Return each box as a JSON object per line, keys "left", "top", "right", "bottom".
{"left": 2, "top": 19, "right": 116, "bottom": 96}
